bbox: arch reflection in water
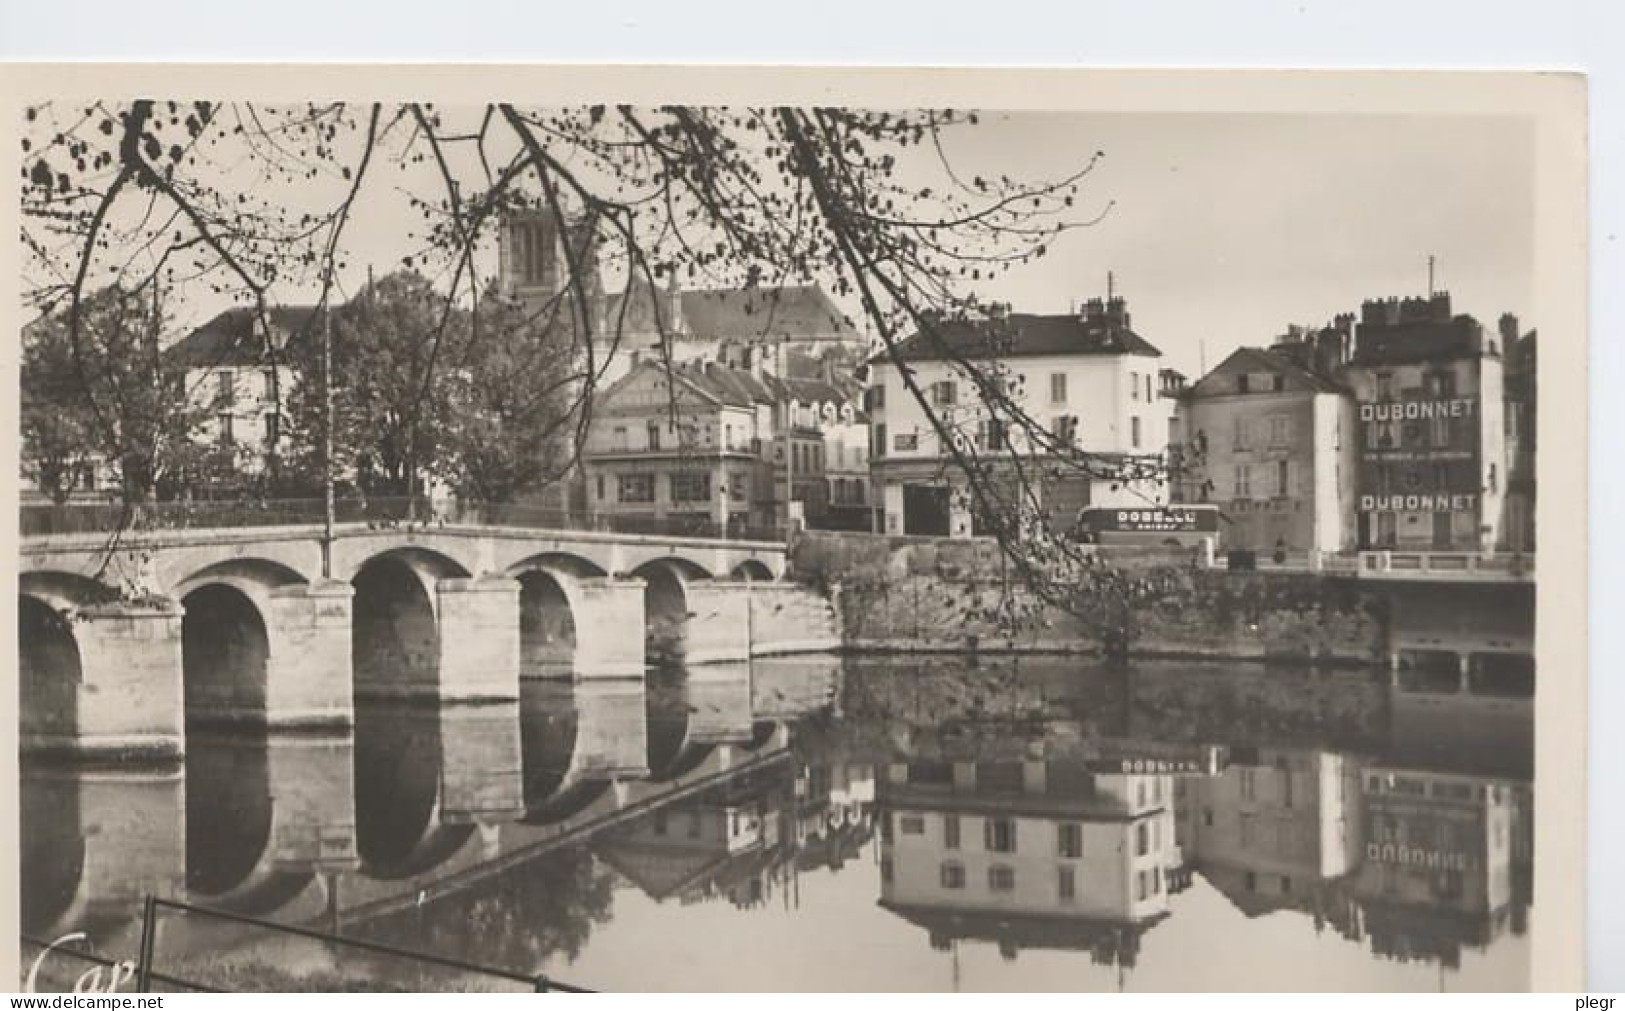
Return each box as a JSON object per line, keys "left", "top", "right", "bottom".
{"left": 353, "top": 702, "right": 473, "bottom": 878}
{"left": 21, "top": 767, "right": 185, "bottom": 949}
{"left": 519, "top": 679, "right": 651, "bottom": 825}
{"left": 185, "top": 731, "right": 357, "bottom": 919}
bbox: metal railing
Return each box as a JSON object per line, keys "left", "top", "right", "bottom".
{"left": 21, "top": 496, "right": 790, "bottom": 545}
{"left": 1358, "top": 549, "right": 1535, "bottom": 581}
{"left": 134, "top": 895, "right": 593, "bottom": 993}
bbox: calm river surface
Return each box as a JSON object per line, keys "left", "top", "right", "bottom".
{"left": 20, "top": 655, "right": 1533, "bottom": 992}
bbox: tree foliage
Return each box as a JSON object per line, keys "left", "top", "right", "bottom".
{"left": 21, "top": 98, "right": 1186, "bottom": 625}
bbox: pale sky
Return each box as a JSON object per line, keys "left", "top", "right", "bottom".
{"left": 114, "top": 108, "right": 1536, "bottom": 382}
{"left": 930, "top": 111, "right": 1536, "bottom": 377}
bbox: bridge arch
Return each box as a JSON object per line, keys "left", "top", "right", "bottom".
{"left": 632, "top": 557, "right": 713, "bottom": 667}
{"left": 351, "top": 548, "right": 472, "bottom": 701}
{"left": 732, "top": 559, "right": 775, "bottom": 582}
{"left": 175, "top": 560, "right": 307, "bottom": 727}
{"left": 507, "top": 553, "right": 607, "bottom": 679}
{"left": 19, "top": 596, "right": 82, "bottom": 741}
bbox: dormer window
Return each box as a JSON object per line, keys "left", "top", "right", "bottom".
{"left": 1237, "top": 374, "right": 1250, "bottom": 394}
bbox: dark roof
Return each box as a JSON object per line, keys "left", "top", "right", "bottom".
{"left": 670, "top": 361, "right": 778, "bottom": 408}
{"left": 1185, "top": 345, "right": 1349, "bottom": 398}
{"left": 878, "top": 312, "right": 1161, "bottom": 365}
{"left": 165, "top": 306, "right": 320, "bottom": 368}
{"left": 678, "top": 284, "right": 860, "bottom": 343}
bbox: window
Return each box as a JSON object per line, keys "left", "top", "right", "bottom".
{"left": 1431, "top": 413, "right": 1451, "bottom": 448}
{"left": 730, "top": 472, "right": 748, "bottom": 501}
{"left": 1131, "top": 416, "right": 1142, "bottom": 449}
{"left": 1051, "top": 415, "right": 1078, "bottom": 446}
{"left": 894, "top": 432, "right": 919, "bottom": 451}
{"left": 1058, "top": 823, "right": 1083, "bottom": 859}
{"left": 931, "top": 380, "right": 958, "bottom": 407}
{"left": 1233, "top": 416, "right": 1252, "bottom": 449}
{"left": 1137, "top": 870, "right": 1150, "bottom": 901}
{"left": 263, "top": 412, "right": 280, "bottom": 445}
{"left": 218, "top": 413, "right": 235, "bottom": 445}
{"left": 940, "top": 862, "right": 966, "bottom": 889}
{"left": 1058, "top": 867, "right": 1076, "bottom": 904}
{"left": 215, "top": 371, "right": 235, "bottom": 408}
{"left": 1269, "top": 415, "right": 1290, "bottom": 446}
{"left": 672, "top": 472, "right": 713, "bottom": 502}
{"left": 1240, "top": 768, "right": 1258, "bottom": 801}
{"left": 647, "top": 422, "right": 662, "bottom": 451}
{"left": 944, "top": 815, "right": 961, "bottom": 850}
{"left": 867, "top": 385, "right": 886, "bottom": 411}
{"left": 1375, "top": 374, "right": 1394, "bottom": 401}
{"left": 873, "top": 424, "right": 887, "bottom": 459}
{"left": 985, "top": 817, "right": 1017, "bottom": 853}
{"left": 900, "top": 815, "right": 926, "bottom": 836}
{"left": 982, "top": 419, "right": 1007, "bottom": 451}
{"left": 1136, "top": 822, "right": 1150, "bottom": 856}
{"left": 1276, "top": 460, "right": 1290, "bottom": 497}
{"left": 988, "top": 865, "right": 1016, "bottom": 892}
{"left": 618, "top": 473, "right": 656, "bottom": 503}
{"left": 1233, "top": 464, "right": 1251, "bottom": 499}
{"left": 1272, "top": 374, "right": 1286, "bottom": 392}
{"left": 1130, "top": 371, "right": 1140, "bottom": 401}
{"left": 1050, "top": 372, "right": 1068, "bottom": 404}
{"left": 595, "top": 475, "right": 605, "bottom": 500}
{"left": 1147, "top": 374, "right": 1154, "bottom": 401}
{"left": 1237, "top": 374, "right": 1250, "bottom": 395}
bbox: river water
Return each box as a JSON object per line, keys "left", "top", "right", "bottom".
{"left": 19, "top": 654, "right": 1533, "bottom": 992}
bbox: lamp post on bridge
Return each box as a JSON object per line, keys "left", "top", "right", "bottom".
{"left": 321, "top": 291, "right": 336, "bottom": 580}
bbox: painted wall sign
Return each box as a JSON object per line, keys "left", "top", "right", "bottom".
{"left": 1359, "top": 399, "right": 1477, "bottom": 422}
{"left": 1080, "top": 506, "right": 1219, "bottom": 533}
{"left": 1360, "top": 493, "right": 1478, "bottom": 512}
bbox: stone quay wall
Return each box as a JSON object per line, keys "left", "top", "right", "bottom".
{"left": 787, "top": 531, "right": 1388, "bottom": 665}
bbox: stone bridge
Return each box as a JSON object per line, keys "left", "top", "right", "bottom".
{"left": 18, "top": 522, "right": 841, "bottom": 759}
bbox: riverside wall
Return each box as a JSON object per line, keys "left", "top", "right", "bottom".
{"left": 788, "top": 531, "right": 1388, "bottom": 665}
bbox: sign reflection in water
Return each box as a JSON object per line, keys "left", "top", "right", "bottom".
{"left": 19, "top": 654, "right": 1533, "bottom": 991}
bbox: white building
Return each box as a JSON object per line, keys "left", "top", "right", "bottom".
{"left": 164, "top": 306, "right": 308, "bottom": 470}
{"left": 867, "top": 296, "right": 1174, "bottom": 538}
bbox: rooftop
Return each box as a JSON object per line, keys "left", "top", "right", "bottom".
{"left": 165, "top": 305, "right": 321, "bottom": 368}
{"left": 876, "top": 298, "right": 1162, "bottom": 365}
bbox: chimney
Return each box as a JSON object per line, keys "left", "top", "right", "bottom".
{"left": 1499, "top": 312, "right": 1520, "bottom": 346}
{"left": 1430, "top": 290, "right": 1452, "bottom": 321}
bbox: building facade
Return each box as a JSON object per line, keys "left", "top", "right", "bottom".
{"left": 582, "top": 361, "right": 776, "bottom": 534}
{"left": 581, "top": 360, "right": 868, "bottom": 534}
{"left": 867, "top": 296, "right": 1174, "bottom": 539}
{"left": 1342, "top": 293, "right": 1507, "bottom": 553}
{"left": 1171, "top": 323, "right": 1359, "bottom": 555}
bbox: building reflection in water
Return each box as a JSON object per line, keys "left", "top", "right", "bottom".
{"left": 17, "top": 653, "right": 1534, "bottom": 991}
{"left": 876, "top": 759, "right": 1181, "bottom": 978}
